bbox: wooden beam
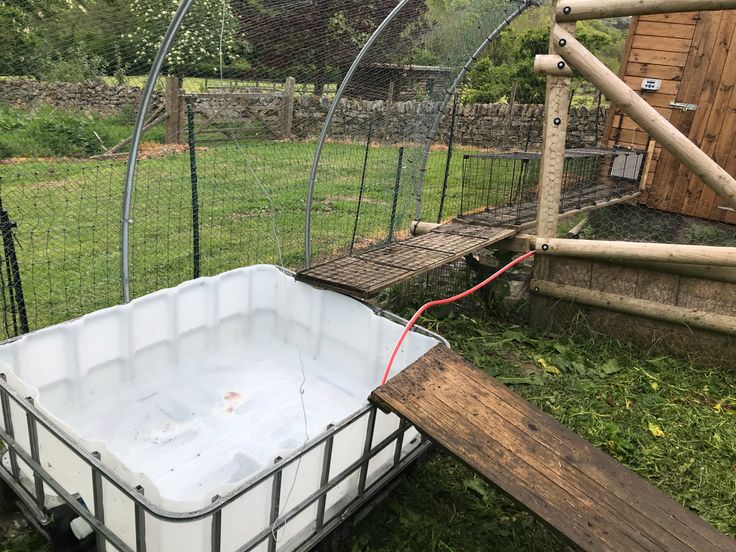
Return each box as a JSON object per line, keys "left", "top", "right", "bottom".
{"left": 535, "top": 237, "right": 736, "bottom": 267}
{"left": 534, "top": 55, "right": 573, "bottom": 77}
{"left": 557, "top": 0, "right": 736, "bottom": 21}
{"left": 532, "top": 279, "right": 736, "bottom": 336}
{"left": 553, "top": 28, "right": 736, "bottom": 212}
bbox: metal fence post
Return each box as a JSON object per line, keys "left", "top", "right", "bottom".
{"left": 186, "top": 99, "right": 201, "bottom": 279}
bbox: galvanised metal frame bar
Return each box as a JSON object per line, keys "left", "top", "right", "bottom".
{"left": 413, "top": 0, "right": 540, "bottom": 222}
{"left": 121, "top": 0, "right": 196, "bottom": 303}
{"left": 304, "top": 0, "right": 413, "bottom": 268}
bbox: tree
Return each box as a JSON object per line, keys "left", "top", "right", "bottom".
{"left": 463, "top": 17, "right": 627, "bottom": 105}
{"left": 235, "top": 0, "right": 427, "bottom": 95}
{"left": 129, "top": 0, "right": 239, "bottom": 79}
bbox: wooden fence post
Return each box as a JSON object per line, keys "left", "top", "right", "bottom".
{"left": 281, "top": 76, "right": 296, "bottom": 139}
{"left": 503, "top": 81, "right": 518, "bottom": 143}
{"left": 531, "top": 0, "right": 576, "bottom": 328}
{"left": 534, "top": 2, "right": 576, "bottom": 278}
{"left": 165, "top": 76, "right": 183, "bottom": 145}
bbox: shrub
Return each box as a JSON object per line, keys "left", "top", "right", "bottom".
{"left": 24, "top": 109, "right": 111, "bottom": 157}
{"left": 34, "top": 44, "right": 106, "bottom": 84}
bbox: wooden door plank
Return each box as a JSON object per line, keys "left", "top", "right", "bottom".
{"left": 635, "top": 21, "right": 697, "bottom": 39}
{"left": 647, "top": 11, "right": 715, "bottom": 211}
{"left": 631, "top": 35, "right": 694, "bottom": 54}
{"left": 696, "top": 24, "right": 736, "bottom": 220}
{"left": 625, "top": 62, "right": 685, "bottom": 81}
{"left": 639, "top": 13, "right": 701, "bottom": 25}
{"left": 629, "top": 49, "right": 689, "bottom": 67}
{"left": 671, "top": 12, "right": 736, "bottom": 216}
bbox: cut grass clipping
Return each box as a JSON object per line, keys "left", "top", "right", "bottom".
{"left": 350, "top": 313, "right": 735, "bottom": 551}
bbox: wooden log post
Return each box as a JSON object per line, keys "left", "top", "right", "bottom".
{"left": 280, "top": 76, "right": 296, "bottom": 139}
{"left": 165, "top": 76, "right": 183, "bottom": 145}
{"left": 533, "top": 55, "right": 573, "bottom": 77}
{"left": 532, "top": 279, "right": 736, "bottom": 337}
{"left": 534, "top": 1, "right": 576, "bottom": 284}
{"left": 535, "top": 237, "right": 736, "bottom": 267}
{"left": 556, "top": 0, "right": 736, "bottom": 21}
{"left": 553, "top": 28, "right": 736, "bottom": 211}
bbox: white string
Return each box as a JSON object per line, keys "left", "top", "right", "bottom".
{"left": 216, "top": 1, "right": 310, "bottom": 543}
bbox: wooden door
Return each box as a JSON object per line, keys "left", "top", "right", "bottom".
{"left": 643, "top": 11, "right": 736, "bottom": 223}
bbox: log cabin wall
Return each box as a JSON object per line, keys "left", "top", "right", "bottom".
{"left": 603, "top": 11, "right": 736, "bottom": 224}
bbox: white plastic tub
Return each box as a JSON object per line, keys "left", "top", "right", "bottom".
{"left": 0, "top": 266, "right": 443, "bottom": 552}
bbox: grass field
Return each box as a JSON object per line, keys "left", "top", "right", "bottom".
{"left": 0, "top": 138, "right": 475, "bottom": 335}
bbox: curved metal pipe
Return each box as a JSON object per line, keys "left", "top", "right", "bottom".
{"left": 121, "top": 0, "right": 196, "bottom": 303}
{"left": 414, "top": 0, "right": 537, "bottom": 221}
{"left": 304, "top": 0, "right": 412, "bottom": 268}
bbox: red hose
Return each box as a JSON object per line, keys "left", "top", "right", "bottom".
{"left": 380, "top": 250, "right": 536, "bottom": 386}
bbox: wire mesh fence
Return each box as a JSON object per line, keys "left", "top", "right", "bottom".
{"left": 457, "top": 148, "right": 644, "bottom": 227}
{"left": 0, "top": 0, "right": 539, "bottom": 340}
{"left": 582, "top": 204, "right": 736, "bottom": 247}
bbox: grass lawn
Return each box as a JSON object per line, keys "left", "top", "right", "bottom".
{"left": 0, "top": 311, "right": 732, "bottom": 551}
{"left": 0, "top": 138, "right": 477, "bottom": 335}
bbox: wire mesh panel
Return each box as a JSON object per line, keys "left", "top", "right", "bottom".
{"left": 0, "top": 0, "right": 536, "bottom": 338}
{"left": 459, "top": 148, "right": 644, "bottom": 227}
{"left": 309, "top": 1, "right": 534, "bottom": 262}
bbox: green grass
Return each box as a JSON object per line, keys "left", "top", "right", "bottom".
{"left": 348, "top": 310, "right": 736, "bottom": 551}
{"left": 0, "top": 138, "right": 491, "bottom": 334}
{"left": 0, "top": 105, "right": 159, "bottom": 159}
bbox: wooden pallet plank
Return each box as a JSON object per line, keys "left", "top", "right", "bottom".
{"left": 298, "top": 226, "right": 516, "bottom": 298}
{"left": 297, "top": 257, "right": 412, "bottom": 298}
{"left": 371, "top": 346, "right": 735, "bottom": 552}
{"left": 359, "top": 244, "right": 451, "bottom": 272}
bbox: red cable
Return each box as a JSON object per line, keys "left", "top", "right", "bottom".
{"left": 380, "top": 250, "right": 536, "bottom": 386}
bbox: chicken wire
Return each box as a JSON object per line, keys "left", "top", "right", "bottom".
{"left": 581, "top": 203, "right": 736, "bottom": 247}
{"left": 307, "top": 0, "right": 537, "bottom": 264}
{"left": 0, "top": 0, "right": 537, "bottom": 338}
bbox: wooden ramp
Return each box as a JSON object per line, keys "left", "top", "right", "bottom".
{"left": 297, "top": 223, "right": 516, "bottom": 299}
{"left": 370, "top": 346, "right": 735, "bottom": 552}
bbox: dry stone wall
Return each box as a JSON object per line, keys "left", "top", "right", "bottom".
{"left": 0, "top": 79, "right": 163, "bottom": 115}
{"left": 0, "top": 79, "right": 605, "bottom": 148}
{"left": 291, "top": 95, "right": 605, "bottom": 149}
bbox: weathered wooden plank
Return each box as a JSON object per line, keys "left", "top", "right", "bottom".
{"left": 639, "top": 12, "right": 701, "bottom": 25}
{"left": 297, "top": 226, "right": 515, "bottom": 298}
{"left": 632, "top": 35, "right": 694, "bottom": 54}
{"left": 635, "top": 21, "right": 697, "bottom": 39}
{"left": 629, "top": 48, "right": 689, "bottom": 67}
{"left": 371, "top": 346, "right": 735, "bottom": 551}
{"left": 625, "top": 62, "right": 685, "bottom": 81}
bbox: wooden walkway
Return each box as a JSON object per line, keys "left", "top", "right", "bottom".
{"left": 371, "top": 346, "right": 735, "bottom": 552}
{"left": 297, "top": 223, "right": 516, "bottom": 298}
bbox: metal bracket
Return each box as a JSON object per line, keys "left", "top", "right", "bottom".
{"left": 670, "top": 102, "right": 697, "bottom": 112}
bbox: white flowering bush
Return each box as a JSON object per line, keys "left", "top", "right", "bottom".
{"left": 128, "top": 0, "right": 237, "bottom": 76}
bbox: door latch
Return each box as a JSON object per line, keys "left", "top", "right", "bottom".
{"left": 670, "top": 102, "right": 697, "bottom": 112}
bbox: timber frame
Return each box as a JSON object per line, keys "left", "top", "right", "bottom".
{"left": 532, "top": 0, "right": 736, "bottom": 332}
